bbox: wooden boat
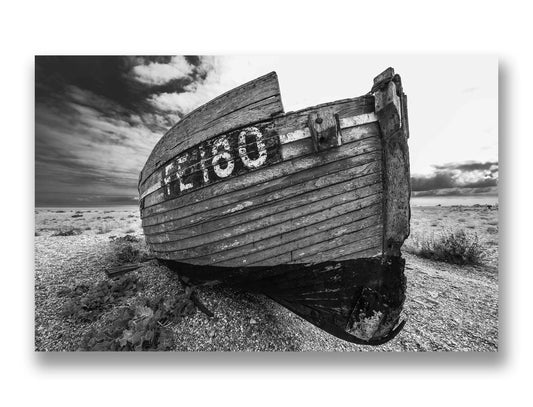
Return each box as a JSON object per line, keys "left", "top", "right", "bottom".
{"left": 138, "top": 67, "right": 411, "bottom": 345}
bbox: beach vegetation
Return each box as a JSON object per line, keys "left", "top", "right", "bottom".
{"left": 80, "top": 292, "right": 196, "bottom": 351}
{"left": 407, "top": 229, "right": 487, "bottom": 265}
{"left": 59, "top": 274, "right": 141, "bottom": 322}
{"left": 52, "top": 228, "right": 83, "bottom": 236}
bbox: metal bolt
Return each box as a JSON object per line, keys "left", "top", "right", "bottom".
{"left": 315, "top": 117, "right": 323, "bottom": 124}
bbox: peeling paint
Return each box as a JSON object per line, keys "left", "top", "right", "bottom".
{"left": 224, "top": 201, "right": 254, "bottom": 214}
{"left": 346, "top": 310, "right": 384, "bottom": 340}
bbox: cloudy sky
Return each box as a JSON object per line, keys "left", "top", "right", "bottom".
{"left": 35, "top": 55, "right": 498, "bottom": 206}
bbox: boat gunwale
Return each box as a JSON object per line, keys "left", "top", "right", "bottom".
{"left": 138, "top": 92, "right": 375, "bottom": 191}
{"left": 140, "top": 128, "right": 380, "bottom": 211}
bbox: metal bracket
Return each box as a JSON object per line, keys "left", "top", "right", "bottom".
{"left": 307, "top": 112, "right": 342, "bottom": 152}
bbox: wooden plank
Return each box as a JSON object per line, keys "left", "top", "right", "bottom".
{"left": 216, "top": 210, "right": 382, "bottom": 267}
{"left": 139, "top": 95, "right": 375, "bottom": 197}
{"left": 142, "top": 160, "right": 381, "bottom": 232}
{"left": 140, "top": 72, "right": 284, "bottom": 187}
{"left": 140, "top": 138, "right": 283, "bottom": 201}
{"left": 144, "top": 170, "right": 381, "bottom": 237}
{"left": 145, "top": 181, "right": 382, "bottom": 247}
{"left": 335, "top": 246, "right": 382, "bottom": 262}
{"left": 141, "top": 148, "right": 381, "bottom": 224}
{"left": 339, "top": 112, "right": 377, "bottom": 128}
{"left": 280, "top": 138, "right": 315, "bottom": 160}
{"left": 153, "top": 123, "right": 282, "bottom": 184}
{"left": 274, "top": 95, "right": 374, "bottom": 136}
{"left": 277, "top": 112, "right": 377, "bottom": 145}
{"left": 292, "top": 234, "right": 382, "bottom": 264}
{"left": 341, "top": 122, "right": 380, "bottom": 144}
{"left": 149, "top": 192, "right": 383, "bottom": 258}
{"left": 145, "top": 173, "right": 382, "bottom": 247}
{"left": 176, "top": 195, "right": 382, "bottom": 266}
{"left": 279, "top": 128, "right": 310, "bottom": 144}
{"left": 142, "top": 135, "right": 381, "bottom": 209}
{"left": 289, "top": 224, "right": 382, "bottom": 263}
{"left": 145, "top": 122, "right": 282, "bottom": 201}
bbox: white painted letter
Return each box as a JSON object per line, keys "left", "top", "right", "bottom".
{"left": 176, "top": 153, "right": 193, "bottom": 191}
{"left": 238, "top": 127, "right": 267, "bottom": 169}
{"left": 163, "top": 162, "right": 175, "bottom": 195}
{"left": 198, "top": 145, "right": 210, "bottom": 184}
{"left": 212, "top": 136, "right": 234, "bottom": 178}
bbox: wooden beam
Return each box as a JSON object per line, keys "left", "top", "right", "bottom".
{"left": 372, "top": 69, "right": 411, "bottom": 258}
{"left": 307, "top": 111, "right": 342, "bottom": 152}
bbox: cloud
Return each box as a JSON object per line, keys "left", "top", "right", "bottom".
{"left": 35, "top": 83, "right": 162, "bottom": 206}
{"left": 411, "top": 161, "right": 498, "bottom": 193}
{"left": 146, "top": 56, "right": 229, "bottom": 114}
{"left": 131, "top": 56, "right": 194, "bottom": 86}
{"left": 412, "top": 186, "right": 497, "bottom": 197}
{"left": 434, "top": 161, "right": 498, "bottom": 173}
{"left": 411, "top": 173, "right": 455, "bottom": 191}
{"left": 36, "top": 56, "right": 214, "bottom": 206}
{"left": 35, "top": 55, "right": 215, "bottom": 206}
{"left": 147, "top": 91, "right": 205, "bottom": 114}
{"left": 35, "top": 56, "right": 497, "bottom": 206}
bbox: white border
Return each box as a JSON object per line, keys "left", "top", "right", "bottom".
{"left": 3, "top": 1, "right": 530, "bottom": 406}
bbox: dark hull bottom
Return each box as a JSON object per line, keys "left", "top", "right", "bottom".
{"left": 160, "top": 257, "right": 406, "bottom": 346}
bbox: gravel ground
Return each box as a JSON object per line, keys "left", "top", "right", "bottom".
{"left": 34, "top": 207, "right": 498, "bottom": 352}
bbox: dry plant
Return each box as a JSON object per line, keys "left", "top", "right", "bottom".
{"left": 406, "top": 229, "right": 487, "bottom": 265}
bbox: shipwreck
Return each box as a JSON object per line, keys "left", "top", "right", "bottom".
{"left": 138, "top": 67, "right": 411, "bottom": 345}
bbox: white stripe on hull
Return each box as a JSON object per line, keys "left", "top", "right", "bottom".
{"left": 139, "top": 112, "right": 379, "bottom": 201}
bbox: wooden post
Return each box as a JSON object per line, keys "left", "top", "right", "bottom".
{"left": 373, "top": 68, "right": 411, "bottom": 258}
{"left": 307, "top": 112, "right": 342, "bottom": 152}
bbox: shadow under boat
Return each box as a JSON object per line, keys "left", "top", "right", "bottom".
{"left": 160, "top": 255, "right": 406, "bottom": 346}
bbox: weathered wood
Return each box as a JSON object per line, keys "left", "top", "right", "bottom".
{"left": 141, "top": 151, "right": 380, "bottom": 226}
{"left": 140, "top": 72, "right": 284, "bottom": 187}
{"left": 213, "top": 208, "right": 382, "bottom": 266}
{"left": 150, "top": 192, "right": 383, "bottom": 259}
{"left": 280, "top": 138, "right": 315, "bottom": 160}
{"left": 138, "top": 69, "right": 411, "bottom": 345}
{"left": 307, "top": 111, "right": 341, "bottom": 152}
{"left": 274, "top": 95, "right": 374, "bottom": 136}
{"left": 158, "top": 257, "right": 406, "bottom": 345}
{"left": 153, "top": 122, "right": 282, "bottom": 201}
{"left": 289, "top": 228, "right": 381, "bottom": 264}
{"left": 371, "top": 67, "right": 395, "bottom": 93}
{"left": 279, "top": 128, "right": 310, "bottom": 144}
{"left": 146, "top": 182, "right": 382, "bottom": 248}
{"left": 143, "top": 160, "right": 381, "bottom": 234}
{"left": 142, "top": 135, "right": 381, "bottom": 209}
{"left": 339, "top": 112, "right": 377, "bottom": 128}
{"left": 375, "top": 80, "right": 401, "bottom": 136}
{"left": 373, "top": 68, "right": 411, "bottom": 257}
{"left": 295, "top": 235, "right": 381, "bottom": 265}
{"left": 139, "top": 96, "right": 375, "bottom": 198}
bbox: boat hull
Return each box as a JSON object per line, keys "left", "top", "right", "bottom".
{"left": 139, "top": 68, "right": 410, "bottom": 345}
